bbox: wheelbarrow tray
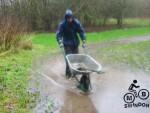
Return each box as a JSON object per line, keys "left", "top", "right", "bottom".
{"left": 66, "top": 54, "right": 102, "bottom": 74}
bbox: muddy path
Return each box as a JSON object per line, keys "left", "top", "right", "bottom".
{"left": 88, "top": 35, "right": 150, "bottom": 49}
{"left": 30, "top": 35, "right": 150, "bottom": 113}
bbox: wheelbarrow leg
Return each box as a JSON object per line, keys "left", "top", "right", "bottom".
{"left": 87, "top": 74, "right": 92, "bottom": 90}
{"left": 77, "top": 73, "right": 91, "bottom": 92}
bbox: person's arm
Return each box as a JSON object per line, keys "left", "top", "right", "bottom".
{"left": 133, "top": 84, "right": 140, "bottom": 88}
{"left": 75, "top": 19, "right": 86, "bottom": 42}
{"left": 56, "top": 22, "right": 63, "bottom": 46}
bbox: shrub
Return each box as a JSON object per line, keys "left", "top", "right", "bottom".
{"left": 20, "top": 40, "right": 33, "bottom": 50}
{"left": 0, "top": 16, "right": 27, "bottom": 52}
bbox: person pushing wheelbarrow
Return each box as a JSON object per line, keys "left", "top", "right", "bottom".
{"left": 56, "top": 9, "right": 86, "bottom": 79}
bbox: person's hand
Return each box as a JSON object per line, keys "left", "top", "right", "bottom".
{"left": 59, "top": 43, "right": 63, "bottom": 48}
{"left": 82, "top": 40, "right": 86, "bottom": 48}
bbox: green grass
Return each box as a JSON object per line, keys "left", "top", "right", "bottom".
{"left": 0, "top": 50, "right": 32, "bottom": 113}
{"left": 32, "top": 33, "right": 56, "bottom": 47}
{"left": 0, "top": 38, "right": 52, "bottom": 113}
{"left": 32, "top": 33, "right": 58, "bottom": 52}
{"left": 98, "top": 41, "right": 150, "bottom": 72}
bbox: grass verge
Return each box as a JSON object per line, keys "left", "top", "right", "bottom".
{"left": 0, "top": 37, "right": 51, "bottom": 113}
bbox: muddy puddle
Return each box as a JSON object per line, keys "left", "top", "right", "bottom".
{"left": 29, "top": 36, "right": 150, "bottom": 113}
{"left": 29, "top": 54, "right": 150, "bottom": 113}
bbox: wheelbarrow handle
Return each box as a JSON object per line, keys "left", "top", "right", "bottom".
{"left": 82, "top": 45, "right": 89, "bottom": 55}
{"left": 60, "top": 46, "right": 66, "bottom": 59}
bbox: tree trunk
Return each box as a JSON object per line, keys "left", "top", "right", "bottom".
{"left": 103, "top": 16, "right": 107, "bottom": 26}
{"left": 117, "top": 15, "right": 123, "bottom": 28}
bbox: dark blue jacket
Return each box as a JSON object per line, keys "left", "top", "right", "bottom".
{"left": 56, "top": 18, "right": 86, "bottom": 46}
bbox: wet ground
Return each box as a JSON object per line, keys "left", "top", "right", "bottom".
{"left": 29, "top": 35, "right": 150, "bottom": 113}
{"left": 89, "top": 35, "right": 150, "bottom": 49}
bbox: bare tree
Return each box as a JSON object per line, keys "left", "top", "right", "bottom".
{"left": 0, "top": 0, "right": 149, "bottom": 31}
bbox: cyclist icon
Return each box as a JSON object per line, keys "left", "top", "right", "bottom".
{"left": 128, "top": 80, "right": 140, "bottom": 97}
{"left": 124, "top": 80, "right": 149, "bottom": 103}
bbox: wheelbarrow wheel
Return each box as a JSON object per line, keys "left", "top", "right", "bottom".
{"left": 78, "top": 74, "right": 91, "bottom": 92}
